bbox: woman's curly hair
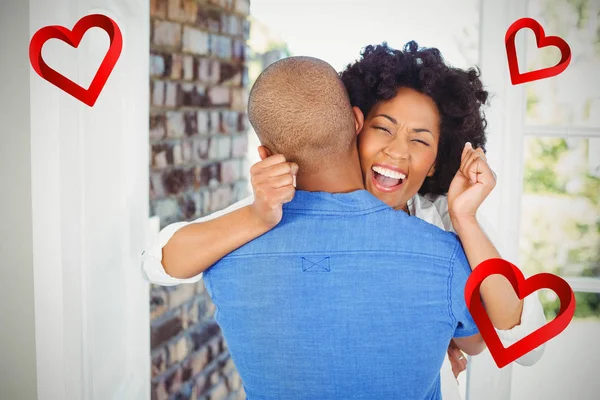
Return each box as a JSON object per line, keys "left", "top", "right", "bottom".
{"left": 340, "top": 41, "right": 489, "bottom": 195}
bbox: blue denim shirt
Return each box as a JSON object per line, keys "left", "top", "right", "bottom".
{"left": 204, "top": 189, "right": 478, "bottom": 400}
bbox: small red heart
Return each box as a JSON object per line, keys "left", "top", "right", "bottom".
{"left": 465, "top": 258, "right": 575, "bottom": 368}
{"left": 29, "top": 14, "right": 122, "bottom": 107}
{"left": 505, "top": 17, "right": 571, "bottom": 85}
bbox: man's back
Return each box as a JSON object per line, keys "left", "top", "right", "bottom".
{"left": 203, "top": 190, "right": 477, "bottom": 400}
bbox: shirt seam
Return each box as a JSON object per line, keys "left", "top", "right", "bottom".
{"left": 447, "top": 240, "right": 460, "bottom": 328}
{"left": 213, "top": 249, "right": 453, "bottom": 262}
{"left": 281, "top": 205, "right": 391, "bottom": 216}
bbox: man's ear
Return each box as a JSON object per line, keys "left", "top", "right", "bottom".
{"left": 352, "top": 106, "right": 365, "bottom": 135}
{"left": 257, "top": 145, "right": 274, "bottom": 160}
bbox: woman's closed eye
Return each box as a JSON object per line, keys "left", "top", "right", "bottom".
{"left": 374, "top": 126, "right": 393, "bottom": 135}
{"left": 411, "top": 138, "right": 430, "bottom": 146}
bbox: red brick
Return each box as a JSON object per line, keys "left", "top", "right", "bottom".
{"left": 172, "top": 143, "right": 183, "bottom": 165}
{"left": 151, "top": 310, "right": 184, "bottom": 349}
{"left": 182, "top": 83, "right": 207, "bottom": 107}
{"left": 167, "top": 283, "right": 196, "bottom": 308}
{"left": 208, "top": 87, "right": 230, "bottom": 107}
{"left": 197, "top": 111, "right": 209, "bottom": 135}
{"left": 184, "top": 112, "right": 198, "bottom": 136}
{"left": 212, "top": 35, "right": 232, "bottom": 59}
{"left": 152, "top": 144, "right": 169, "bottom": 168}
{"left": 182, "top": 54, "right": 195, "bottom": 80}
{"left": 220, "top": 111, "right": 237, "bottom": 134}
{"left": 198, "top": 58, "right": 211, "bottom": 83}
{"left": 230, "top": 88, "right": 247, "bottom": 111}
{"left": 167, "top": 335, "right": 189, "bottom": 366}
{"left": 196, "top": 280, "right": 206, "bottom": 295}
{"left": 200, "top": 190, "right": 212, "bottom": 214}
{"left": 151, "top": 53, "right": 167, "bottom": 76}
{"left": 238, "top": 113, "right": 250, "bottom": 132}
{"left": 150, "top": 113, "right": 166, "bottom": 141}
{"left": 208, "top": 380, "right": 229, "bottom": 400}
{"left": 166, "top": 111, "right": 185, "bottom": 139}
{"left": 151, "top": 286, "right": 169, "bottom": 319}
{"left": 164, "top": 169, "right": 187, "bottom": 194}
{"left": 152, "top": 198, "right": 182, "bottom": 228}
{"left": 226, "top": 371, "right": 242, "bottom": 391}
{"left": 231, "top": 134, "right": 247, "bottom": 157}
{"left": 183, "top": 26, "right": 209, "bottom": 55}
{"left": 153, "top": 20, "right": 182, "bottom": 48}
{"left": 234, "top": 0, "right": 250, "bottom": 16}
{"left": 210, "top": 60, "right": 221, "bottom": 84}
{"left": 167, "top": 0, "right": 186, "bottom": 22}
{"left": 191, "top": 346, "right": 210, "bottom": 376}
{"left": 150, "top": 0, "right": 168, "bottom": 18}
{"left": 193, "top": 138, "right": 210, "bottom": 161}
{"left": 165, "top": 82, "right": 180, "bottom": 108}
{"left": 183, "top": 0, "right": 199, "bottom": 23}
{"left": 152, "top": 380, "right": 169, "bottom": 400}
{"left": 170, "top": 54, "right": 183, "bottom": 79}
{"left": 210, "top": 187, "right": 233, "bottom": 213}
{"left": 150, "top": 172, "right": 166, "bottom": 200}
{"left": 233, "top": 181, "right": 249, "bottom": 203}
{"left": 220, "top": 159, "right": 240, "bottom": 184}
{"left": 220, "top": 64, "right": 242, "bottom": 87}
{"left": 152, "top": 80, "right": 166, "bottom": 107}
{"left": 209, "top": 111, "right": 221, "bottom": 135}
{"left": 242, "top": 19, "right": 250, "bottom": 40}
{"left": 232, "top": 39, "right": 245, "bottom": 62}
{"left": 152, "top": 347, "right": 168, "bottom": 378}
{"left": 194, "top": 374, "right": 209, "bottom": 397}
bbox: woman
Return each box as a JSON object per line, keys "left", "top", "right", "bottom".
{"left": 143, "top": 41, "right": 546, "bottom": 399}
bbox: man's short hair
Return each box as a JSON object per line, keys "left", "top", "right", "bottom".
{"left": 248, "top": 56, "right": 356, "bottom": 173}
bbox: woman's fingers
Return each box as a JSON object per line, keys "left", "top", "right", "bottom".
{"left": 269, "top": 174, "right": 295, "bottom": 189}
{"left": 460, "top": 145, "right": 490, "bottom": 184}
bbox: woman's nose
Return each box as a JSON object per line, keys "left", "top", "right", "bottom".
{"left": 383, "top": 138, "right": 409, "bottom": 160}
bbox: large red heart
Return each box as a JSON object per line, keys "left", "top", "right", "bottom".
{"left": 464, "top": 258, "right": 575, "bottom": 368}
{"left": 29, "top": 14, "right": 122, "bottom": 107}
{"left": 505, "top": 17, "right": 571, "bottom": 85}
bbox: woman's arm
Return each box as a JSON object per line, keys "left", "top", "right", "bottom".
{"left": 450, "top": 216, "right": 523, "bottom": 329}
{"left": 144, "top": 149, "right": 299, "bottom": 283}
{"left": 447, "top": 143, "right": 523, "bottom": 330}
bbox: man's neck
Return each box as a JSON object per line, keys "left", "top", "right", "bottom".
{"left": 295, "top": 153, "right": 365, "bottom": 193}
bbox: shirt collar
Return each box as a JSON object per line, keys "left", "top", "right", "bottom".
{"left": 283, "top": 189, "right": 391, "bottom": 214}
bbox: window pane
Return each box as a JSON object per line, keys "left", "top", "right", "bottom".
{"left": 519, "top": 137, "right": 600, "bottom": 306}
{"left": 524, "top": 0, "right": 600, "bottom": 128}
{"left": 510, "top": 292, "right": 600, "bottom": 399}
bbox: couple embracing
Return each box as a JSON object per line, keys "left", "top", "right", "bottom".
{"left": 143, "top": 41, "right": 546, "bottom": 399}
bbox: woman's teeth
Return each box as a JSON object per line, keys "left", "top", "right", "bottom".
{"left": 372, "top": 166, "right": 406, "bottom": 180}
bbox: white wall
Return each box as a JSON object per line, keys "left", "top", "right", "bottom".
{"left": 0, "top": 1, "right": 38, "bottom": 399}
{"left": 2, "top": 0, "right": 151, "bottom": 398}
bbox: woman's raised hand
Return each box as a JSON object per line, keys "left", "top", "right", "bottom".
{"left": 248, "top": 146, "right": 299, "bottom": 229}
{"left": 447, "top": 142, "right": 496, "bottom": 220}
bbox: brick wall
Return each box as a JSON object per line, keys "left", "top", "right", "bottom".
{"left": 149, "top": 1, "right": 250, "bottom": 399}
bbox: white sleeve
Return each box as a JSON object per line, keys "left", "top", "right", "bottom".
{"left": 141, "top": 194, "right": 255, "bottom": 286}
{"left": 496, "top": 292, "right": 547, "bottom": 366}
{"left": 428, "top": 194, "right": 547, "bottom": 366}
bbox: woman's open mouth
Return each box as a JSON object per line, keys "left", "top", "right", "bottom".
{"left": 371, "top": 165, "right": 406, "bottom": 193}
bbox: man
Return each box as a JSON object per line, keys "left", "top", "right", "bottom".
{"left": 143, "top": 56, "right": 484, "bottom": 399}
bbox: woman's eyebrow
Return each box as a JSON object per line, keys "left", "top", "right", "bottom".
{"left": 413, "top": 128, "right": 434, "bottom": 136}
{"left": 373, "top": 114, "right": 397, "bottom": 124}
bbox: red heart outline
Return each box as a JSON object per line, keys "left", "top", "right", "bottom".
{"left": 29, "top": 14, "right": 122, "bottom": 107}
{"left": 465, "top": 258, "right": 575, "bottom": 368}
{"left": 505, "top": 17, "right": 571, "bottom": 85}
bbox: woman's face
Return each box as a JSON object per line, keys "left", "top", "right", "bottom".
{"left": 357, "top": 87, "right": 440, "bottom": 211}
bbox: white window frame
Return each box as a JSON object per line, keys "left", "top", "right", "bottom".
{"left": 471, "top": 0, "right": 600, "bottom": 398}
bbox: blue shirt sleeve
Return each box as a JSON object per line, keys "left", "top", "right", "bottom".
{"left": 449, "top": 237, "right": 480, "bottom": 338}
